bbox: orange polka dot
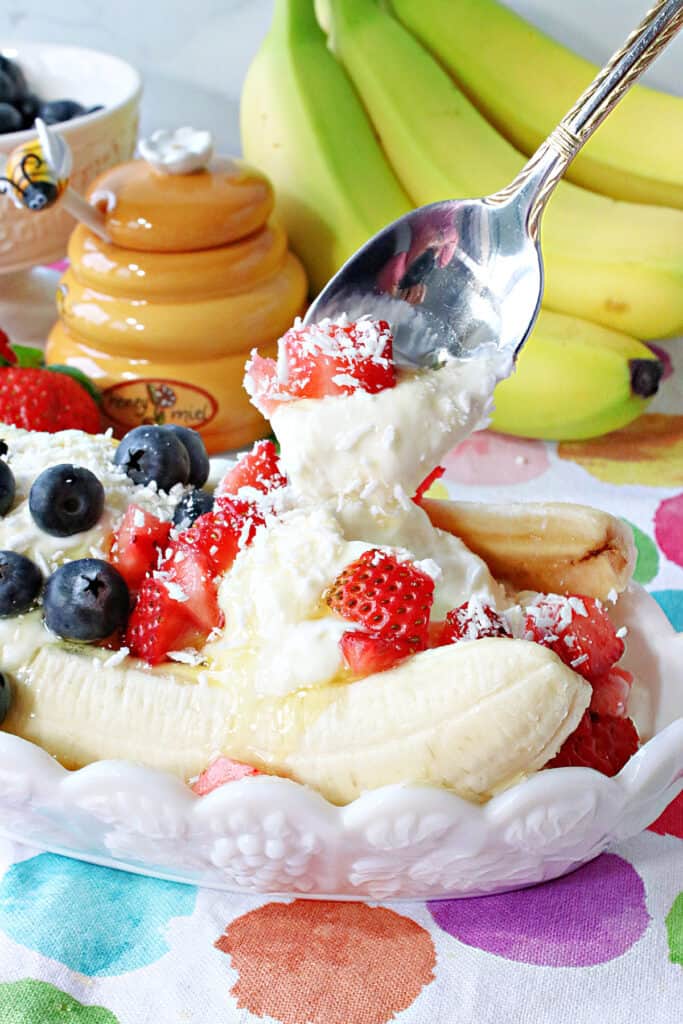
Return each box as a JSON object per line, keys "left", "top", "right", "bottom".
{"left": 215, "top": 900, "right": 436, "bottom": 1024}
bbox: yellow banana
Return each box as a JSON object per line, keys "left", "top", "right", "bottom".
{"left": 391, "top": 0, "right": 683, "bottom": 209}
{"left": 325, "top": 0, "right": 683, "bottom": 339}
{"left": 490, "top": 309, "right": 662, "bottom": 441}
{"left": 240, "top": 0, "right": 411, "bottom": 294}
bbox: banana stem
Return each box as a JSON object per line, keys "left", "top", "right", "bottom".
{"left": 272, "top": 0, "right": 321, "bottom": 34}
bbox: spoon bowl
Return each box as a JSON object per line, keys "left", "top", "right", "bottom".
{"left": 305, "top": 195, "right": 543, "bottom": 369}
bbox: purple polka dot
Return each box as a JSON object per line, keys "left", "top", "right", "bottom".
{"left": 427, "top": 854, "right": 650, "bottom": 967}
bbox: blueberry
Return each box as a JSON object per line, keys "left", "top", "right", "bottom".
{"left": 0, "top": 460, "right": 15, "bottom": 517}
{"left": 44, "top": 559, "right": 129, "bottom": 641}
{"left": 16, "top": 92, "right": 39, "bottom": 129}
{"left": 0, "top": 56, "right": 28, "bottom": 98}
{"left": 29, "top": 465, "right": 104, "bottom": 537}
{"left": 0, "top": 550, "right": 43, "bottom": 616}
{"left": 38, "top": 99, "right": 86, "bottom": 125}
{"left": 0, "top": 101, "right": 22, "bottom": 134}
{"left": 163, "top": 425, "right": 210, "bottom": 487}
{"left": 114, "top": 426, "right": 191, "bottom": 491}
{"left": 0, "top": 672, "right": 11, "bottom": 724}
{"left": 0, "top": 70, "right": 14, "bottom": 104}
{"left": 173, "top": 488, "right": 214, "bottom": 530}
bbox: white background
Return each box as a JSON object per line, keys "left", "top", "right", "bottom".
{"left": 1, "top": 0, "right": 681, "bottom": 155}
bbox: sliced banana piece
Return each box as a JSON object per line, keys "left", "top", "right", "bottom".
{"left": 423, "top": 498, "right": 635, "bottom": 600}
{"left": 5, "top": 638, "right": 589, "bottom": 805}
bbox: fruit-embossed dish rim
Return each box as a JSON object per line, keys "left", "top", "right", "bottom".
{"left": 0, "top": 578, "right": 680, "bottom": 900}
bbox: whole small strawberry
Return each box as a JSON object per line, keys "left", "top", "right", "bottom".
{"left": 0, "top": 335, "right": 101, "bottom": 434}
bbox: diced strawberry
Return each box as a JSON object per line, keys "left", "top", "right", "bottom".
{"left": 191, "top": 755, "right": 261, "bottom": 796}
{"left": 590, "top": 666, "right": 633, "bottom": 718}
{"left": 162, "top": 546, "right": 223, "bottom": 633}
{"left": 125, "top": 576, "right": 200, "bottom": 665}
{"left": 413, "top": 466, "right": 445, "bottom": 505}
{"left": 109, "top": 504, "right": 172, "bottom": 594}
{"left": 279, "top": 318, "right": 395, "bottom": 400}
{"left": 176, "top": 498, "right": 264, "bottom": 576}
{"left": 438, "top": 599, "right": 512, "bottom": 645}
{"left": 327, "top": 549, "right": 434, "bottom": 649}
{"left": 216, "top": 439, "right": 287, "bottom": 498}
{"left": 525, "top": 594, "right": 625, "bottom": 683}
{"left": 340, "top": 630, "right": 413, "bottom": 676}
{"left": 545, "top": 710, "right": 639, "bottom": 776}
{"left": 243, "top": 352, "right": 280, "bottom": 417}
{"left": 244, "top": 320, "right": 396, "bottom": 413}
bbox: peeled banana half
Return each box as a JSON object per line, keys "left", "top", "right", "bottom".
{"left": 3, "top": 500, "right": 634, "bottom": 805}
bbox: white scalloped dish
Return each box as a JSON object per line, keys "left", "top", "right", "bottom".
{"left": 0, "top": 324, "right": 681, "bottom": 899}
{"left": 0, "top": 583, "right": 680, "bottom": 900}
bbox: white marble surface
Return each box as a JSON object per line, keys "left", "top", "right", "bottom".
{"left": 1, "top": 0, "right": 681, "bottom": 156}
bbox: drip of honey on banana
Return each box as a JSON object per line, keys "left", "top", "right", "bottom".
{"left": 46, "top": 130, "right": 308, "bottom": 452}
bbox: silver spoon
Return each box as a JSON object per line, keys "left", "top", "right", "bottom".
{"left": 305, "top": 0, "right": 683, "bottom": 378}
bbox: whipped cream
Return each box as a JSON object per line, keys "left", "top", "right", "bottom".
{"left": 272, "top": 354, "right": 497, "bottom": 505}
{"left": 0, "top": 425, "right": 181, "bottom": 575}
{"left": 208, "top": 507, "right": 370, "bottom": 696}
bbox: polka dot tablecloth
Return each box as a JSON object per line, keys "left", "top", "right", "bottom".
{"left": 0, "top": 340, "right": 681, "bottom": 1024}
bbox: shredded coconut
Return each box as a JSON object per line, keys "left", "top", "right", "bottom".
{"left": 102, "top": 646, "right": 130, "bottom": 668}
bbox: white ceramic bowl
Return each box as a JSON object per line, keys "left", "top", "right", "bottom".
{"left": 0, "top": 42, "right": 141, "bottom": 273}
{"left": 0, "top": 583, "right": 680, "bottom": 899}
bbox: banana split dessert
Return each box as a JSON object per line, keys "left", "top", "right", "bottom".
{"left": 0, "top": 317, "right": 639, "bottom": 804}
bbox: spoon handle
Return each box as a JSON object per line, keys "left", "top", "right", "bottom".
{"left": 503, "top": 0, "right": 683, "bottom": 233}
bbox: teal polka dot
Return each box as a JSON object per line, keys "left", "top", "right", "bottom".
{"left": 0, "top": 854, "right": 196, "bottom": 977}
{"left": 651, "top": 590, "right": 683, "bottom": 632}
{"left": 621, "top": 519, "right": 659, "bottom": 585}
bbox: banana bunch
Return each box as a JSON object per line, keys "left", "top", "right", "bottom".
{"left": 240, "top": 0, "right": 681, "bottom": 441}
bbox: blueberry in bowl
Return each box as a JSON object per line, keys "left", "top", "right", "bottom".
{"left": 114, "top": 426, "right": 192, "bottom": 492}
{"left": 0, "top": 550, "right": 42, "bottom": 616}
{"left": 44, "top": 559, "right": 129, "bottom": 641}
{"left": 29, "top": 464, "right": 105, "bottom": 537}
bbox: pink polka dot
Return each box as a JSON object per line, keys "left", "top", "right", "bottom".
{"left": 654, "top": 493, "right": 683, "bottom": 568}
{"left": 443, "top": 431, "right": 550, "bottom": 486}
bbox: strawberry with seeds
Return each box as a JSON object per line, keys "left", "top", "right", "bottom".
{"left": 125, "top": 576, "right": 200, "bottom": 665}
{"left": 525, "top": 594, "right": 624, "bottom": 683}
{"left": 245, "top": 317, "right": 397, "bottom": 415}
{"left": 127, "top": 497, "right": 266, "bottom": 665}
{"left": 216, "top": 439, "right": 287, "bottom": 498}
{"left": 438, "top": 599, "right": 511, "bottom": 645}
{"left": 0, "top": 335, "right": 101, "bottom": 433}
{"left": 327, "top": 548, "right": 434, "bottom": 675}
{"left": 109, "top": 504, "right": 171, "bottom": 594}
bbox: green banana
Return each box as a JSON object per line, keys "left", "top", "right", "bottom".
{"left": 491, "top": 309, "right": 662, "bottom": 441}
{"left": 391, "top": 0, "right": 683, "bottom": 210}
{"left": 325, "top": 0, "right": 683, "bottom": 339}
{"left": 240, "top": 0, "right": 411, "bottom": 294}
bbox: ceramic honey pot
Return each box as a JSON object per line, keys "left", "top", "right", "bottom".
{"left": 5, "top": 124, "right": 307, "bottom": 452}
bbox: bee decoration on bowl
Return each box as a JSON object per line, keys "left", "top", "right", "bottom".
{"left": 0, "top": 118, "right": 71, "bottom": 211}
{"left": 0, "top": 118, "right": 111, "bottom": 240}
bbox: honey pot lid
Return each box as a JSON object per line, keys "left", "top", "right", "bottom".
{"left": 87, "top": 128, "right": 274, "bottom": 254}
